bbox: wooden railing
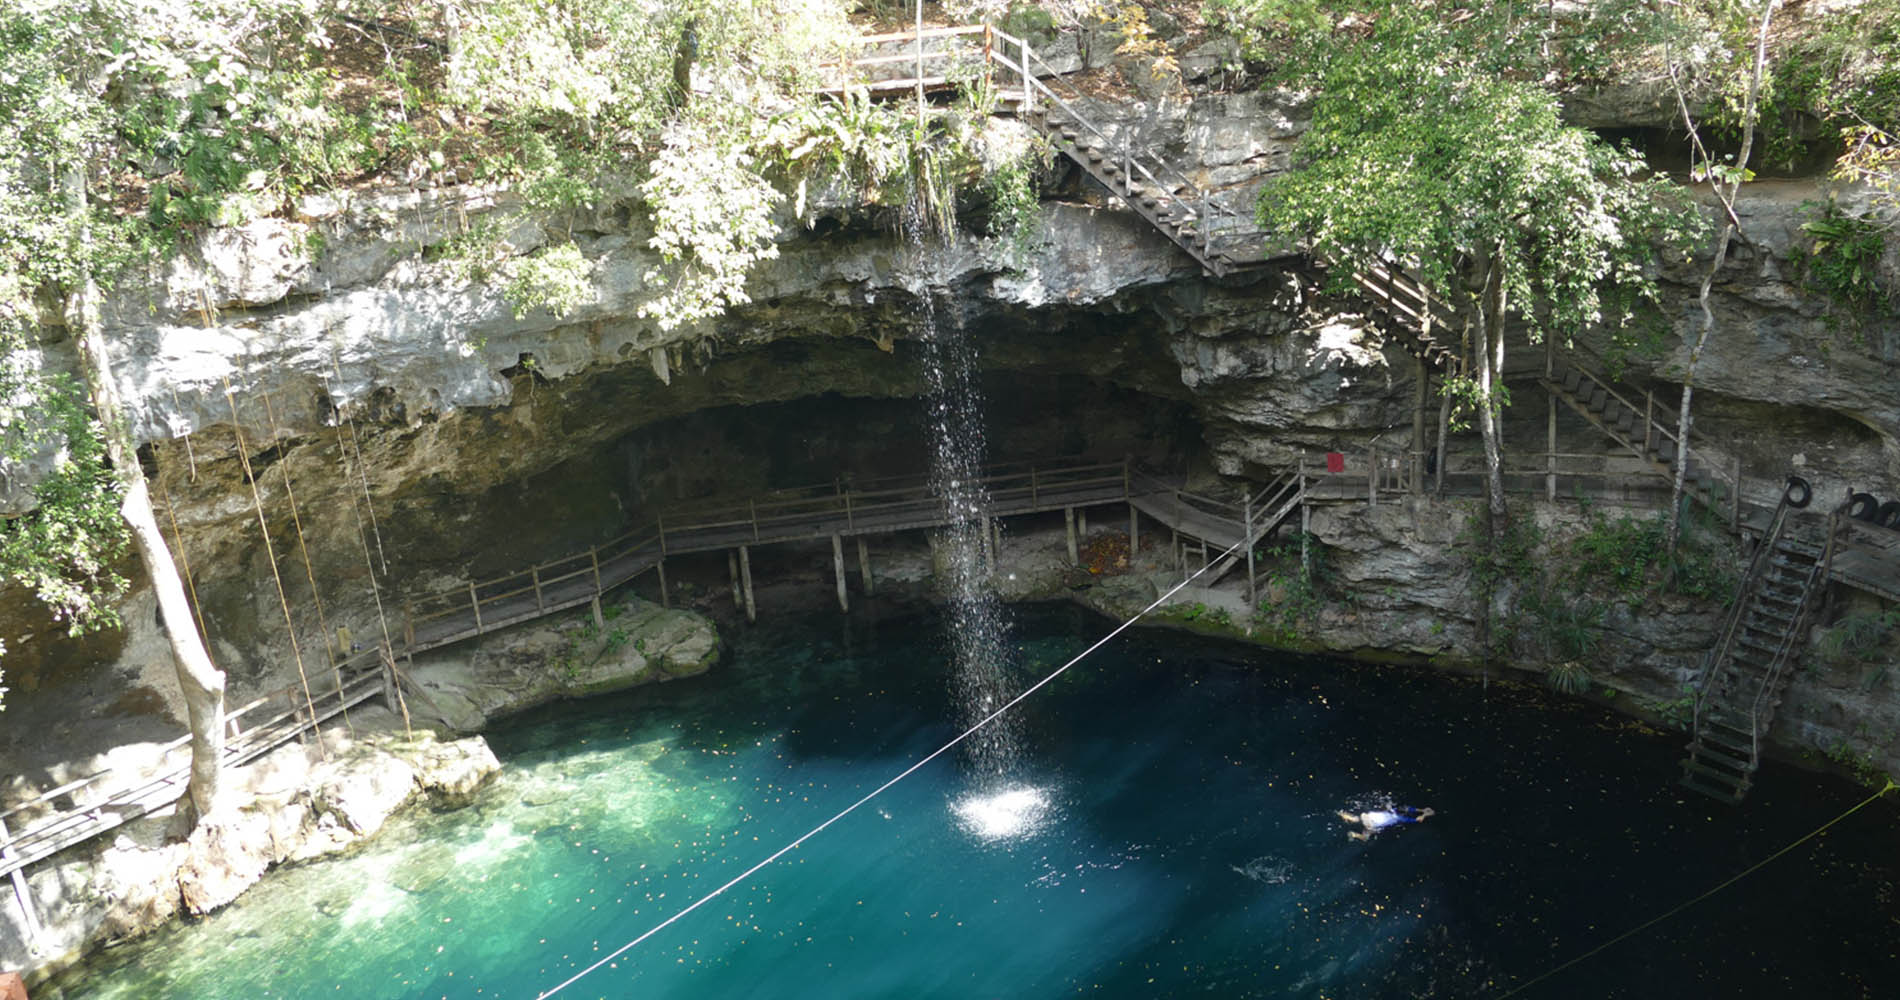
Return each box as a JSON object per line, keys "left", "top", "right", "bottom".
{"left": 0, "top": 644, "right": 394, "bottom": 882}
{"left": 1746, "top": 512, "right": 1840, "bottom": 766}
{"left": 401, "top": 458, "right": 1136, "bottom": 654}
{"left": 817, "top": 23, "right": 1264, "bottom": 273}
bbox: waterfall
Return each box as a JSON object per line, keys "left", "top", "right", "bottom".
{"left": 901, "top": 189, "right": 1022, "bottom": 780}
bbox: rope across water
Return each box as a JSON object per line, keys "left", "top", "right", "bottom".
{"left": 531, "top": 531, "right": 1255, "bottom": 999}
{"left": 1492, "top": 778, "right": 1897, "bottom": 998}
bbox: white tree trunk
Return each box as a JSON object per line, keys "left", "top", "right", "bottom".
{"left": 66, "top": 171, "right": 226, "bottom": 820}
{"left": 1478, "top": 259, "right": 1509, "bottom": 527}
{"left": 1665, "top": 0, "right": 1777, "bottom": 552}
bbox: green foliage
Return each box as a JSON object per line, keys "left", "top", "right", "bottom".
{"left": 636, "top": 118, "right": 784, "bottom": 331}
{"left": 1253, "top": 532, "right": 1330, "bottom": 644}
{"left": 0, "top": 371, "right": 130, "bottom": 637}
{"left": 1570, "top": 511, "right": 1736, "bottom": 602}
{"left": 1545, "top": 660, "right": 1593, "bottom": 696}
{"left": 1793, "top": 200, "right": 1893, "bottom": 335}
{"left": 1749, "top": 0, "right": 1900, "bottom": 173}
{"left": 1820, "top": 609, "right": 1900, "bottom": 667}
{"left": 504, "top": 243, "right": 594, "bottom": 320}
{"left": 983, "top": 151, "right": 1043, "bottom": 269}
{"left": 1639, "top": 684, "right": 1700, "bottom": 731}
{"left": 1242, "top": 1, "right": 1700, "bottom": 352}
{"left": 1822, "top": 737, "right": 1889, "bottom": 788}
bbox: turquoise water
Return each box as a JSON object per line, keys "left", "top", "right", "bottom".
{"left": 48, "top": 604, "right": 1900, "bottom": 998}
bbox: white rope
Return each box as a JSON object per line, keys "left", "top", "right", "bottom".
{"left": 533, "top": 525, "right": 1256, "bottom": 1000}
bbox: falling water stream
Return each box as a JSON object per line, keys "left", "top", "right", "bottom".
{"left": 901, "top": 189, "right": 1024, "bottom": 785}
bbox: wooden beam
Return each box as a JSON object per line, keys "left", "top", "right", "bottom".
{"left": 0, "top": 816, "right": 43, "bottom": 957}
{"left": 858, "top": 537, "right": 874, "bottom": 596}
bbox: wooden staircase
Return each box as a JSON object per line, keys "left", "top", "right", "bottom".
{"left": 1025, "top": 107, "right": 1267, "bottom": 277}
{"left": 1681, "top": 500, "right": 1838, "bottom": 802}
{"left": 1541, "top": 360, "right": 1741, "bottom": 524}
{"left": 1129, "top": 469, "right": 1306, "bottom": 603}
{"left": 1344, "top": 261, "right": 1463, "bottom": 372}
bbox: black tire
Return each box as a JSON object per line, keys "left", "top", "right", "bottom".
{"left": 1784, "top": 475, "right": 1813, "bottom": 509}
{"left": 1876, "top": 500, "right": 1900, "bottom": 530}
{"left": 1848, "top": 491, "right": 1880, "bottom": 521}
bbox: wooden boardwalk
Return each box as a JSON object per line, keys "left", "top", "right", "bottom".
{"left": 401, "top": 459, "right": 1139, "bottom": 650}
{"left": 1, "top": 651, "right": 387, "bottom": 891}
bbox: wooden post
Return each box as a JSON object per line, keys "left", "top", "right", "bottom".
{"left": 590, "top": 596, "right": 605, "bottom": 631}
{"left": 1245, "top": 496, "right": 1257, "bottom": 606}
{"left": 750, "top": 499, "right": 760, "bottom": 542}
{"left": 728, "top": 550, "right": 743, "bottom": 608}
{"left": 738, "top": 545, "right": 756, "bottom": 623}
{"left": 1, "top": 816, "right": 44, "bottom": 957}
{"left": 844, "top": 490, "right": 854, "bottom": 530}
{"left": 858, "top": 537, "right": 874, "bottom": 596}
{"left": 832, "top": 535, "right": 849, "bottom": 612}
{"left": 1079, "top": 507, "right": 1088, "bottom": 536}
{"left": 656, "top": 559, "right": 669, "bottom": 610}
{"left": 1021, "top": 35, "right": 1032, "bottom": 110}
{"left": 1644, "top": 389, "right": 1655, "bottom": 455}
{"left": 915, "top": 1, "right": 925, "bottom": 129}
{"left": 1300, "top": 483, "right": 1312, "bottom": 580}
{"left": 1172, "top": 527, "right": 1182, "bottom": 573}
{"left": 1128, "top": 504, "right": 1139, "bottom": 555}
{"left": 532, "top": 566, "right": 545, "bottom": 611}
{"left": 468, "top": 582, "right": 483, "bottom": 634}
{"left": 590, "top": 547, "right": 603, "bottom": 594}
{"left": 380, "top": 650, "right": 399, "bottom": 714}
{"left": 1435, "top": 388, "right": 1451, "bottom": 495}
{"left": 1065, "top": 507, "right": 1079, "bottom": 564}
{"left": 1413, "top": 356, "right": 1427, "bottom": 495}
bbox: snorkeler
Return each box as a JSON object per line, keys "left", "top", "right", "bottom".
{"left": 1337, "top": 805, "right": 1433, "bottom": 841}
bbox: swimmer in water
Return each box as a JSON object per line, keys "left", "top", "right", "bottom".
{"left": 1337, "top": 805, "right": 1433, "bottom": 841}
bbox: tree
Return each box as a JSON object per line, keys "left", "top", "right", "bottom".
{"left": 1, "top": 0, "right": 230, "bottom": 817}
{"left": 1237, "top": 2, "right": 1698, "bottom": 533}
{"left": 1663, "top": 0, "right": 1779, "bottom": 553}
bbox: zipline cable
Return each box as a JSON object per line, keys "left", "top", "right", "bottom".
{"left": 533, "top": 524, "right": 1256, "bottom": 1000}
{"left": 1491, "top": 778, "right": 1897, "bottom": 999}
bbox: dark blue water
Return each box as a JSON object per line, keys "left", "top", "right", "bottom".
{"left": 49, "top": 604, "right": 1900, "bottom": 998}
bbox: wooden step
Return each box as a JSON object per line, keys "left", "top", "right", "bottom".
{"left": 1690, "top": 745, "right": 1752, "bottom": 776}
{"left": 1679, "top": 767, "right": 1744, "bottom": 802}
{"left": 1696, "top": 726, "right": 1755, "bottom": 756}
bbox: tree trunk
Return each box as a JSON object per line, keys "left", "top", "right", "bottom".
{"left": 1476, "top": 256, "right": 1509, "bottom": 529}
{"left": 1665, "top": 0, "right": 1777, "bottom": 552}
{"left": 67, "top": 174, "right": 227, "bottom": 820}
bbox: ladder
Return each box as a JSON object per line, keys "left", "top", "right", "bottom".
{"left": 1681, "top": 499, "right": 1838, "bottom": 802}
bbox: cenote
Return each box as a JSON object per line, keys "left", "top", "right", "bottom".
{"left": 44, "top": 604, "right": 1900, "bottom": 999}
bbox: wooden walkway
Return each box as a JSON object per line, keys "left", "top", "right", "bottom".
{"left": 1, "top": 650, "right": 388, "bottom": 894}
{"left": 400, "top": 458, "right": 1138, "bottom": 648}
